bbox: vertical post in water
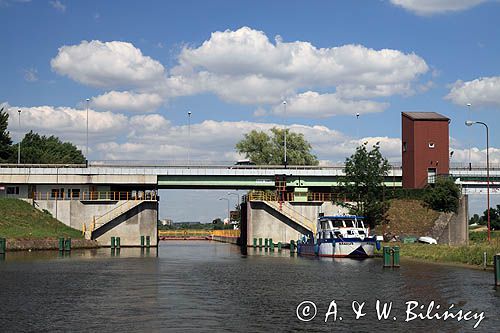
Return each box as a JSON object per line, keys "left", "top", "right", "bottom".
{"left": 290, "top": 240, "right": 295, "bottom": 253}
{"left": 140, "top": 235, "right": 145, "bottom": 248}
{"left": 0, "top": 237, "right": 6, "bottom": 254}
{"left": 253, "top": 238, "right": 257, "bottom": 248}
{"left": 58, "top": 237, "right": 64, "bottom": 251}
{"left": 116, "top": 237, "right": 121, "bottom": 249}
{"left": 383, "top": 246, "right": 391, "bottom": 267}
{"left": 264, "top": 238, "right": 268, "bottom": 249}
{"left": 64, "top": 238, "right": 71, "bottom": 252}
{"left": 110, "top": 237, "right": 115, "bottom": 249}
{"left": 483, "top": 252, "right": 487, "bottom": 270}
{"left": 146, "top": 236, "right": 151, "bottom": 248}
{"left": 494, "top": 254, "right": 500, "bottom": 286}
{"left": 278, "top": 242, "right": 282, "bottom": 252}
{"left": 269, "top": 238, "right": 274, "bottom": 251}
{"left": 258, "top": 238, "right": 262, "bottom": 248}
{"left": 392, "top": 246, "right": 400, "bottom": 268}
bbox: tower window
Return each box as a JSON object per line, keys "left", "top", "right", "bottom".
{"left": 428, "top": 142, "right": 435, "bottom": 149}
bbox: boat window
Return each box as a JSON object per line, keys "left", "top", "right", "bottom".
{"left": 358, "top": 230, "right": 365, "bottom": 235}
{"left": 332, "top": 220, "right": 344, "bottom": 228}
{"left": 347, "top": 230, "right": 355, "bottom": 235}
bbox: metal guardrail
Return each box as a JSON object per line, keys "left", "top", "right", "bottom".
{"left": 158, "top": 229, "right": 240, "bottom": 237}
{"left": 32, "top": 191, "right": 158, "bottom": 201}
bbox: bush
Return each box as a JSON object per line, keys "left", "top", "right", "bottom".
{"left": 423, "top": 177, "right": 460, "bottom": 213}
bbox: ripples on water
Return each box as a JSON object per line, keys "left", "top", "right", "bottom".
{"left": 0, "top": 241, "right": 499, "bottom": 332}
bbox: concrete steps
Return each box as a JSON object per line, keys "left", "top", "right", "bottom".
{"left": 90, "top": 200, "right": 145, "bottom": 239}
{"left": 262, "top": 201, "right": 317, "bottom": 235}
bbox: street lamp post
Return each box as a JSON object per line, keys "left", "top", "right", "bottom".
{"left": 187, "top": 111, "right": 192, "bottom": 166}
{"left": 356, "top": 112, "right": 360, "bottom": 139}
{"left": 466, "top": 103, "right": 472, "bottom": 170}
{"left": 17, "top": 109, "right": 21, "bottom": 165}
{"left": 465, "top": 120, "right": 490, "bottom": 242}
{"left": 86, "top": 98, "right": 90, "bottom": 161}
{"left": 283, "top": 100, "right": 287, "bottom": 167}
{"left": 219, "top": 197, "right": 230, "bottom": 223}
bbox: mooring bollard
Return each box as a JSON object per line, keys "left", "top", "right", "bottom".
{"left": 253, "top": 238, "right": 257, "bottom": 248}
{"left": 0, "top": 238, "right": 6, "bottom": 254}
{"left": 111, "top": 236, "right": 116, "bottom": 249}
{"left": 383, "top": 246, "right": 400, "bottom": 268}
{"left": 269, "top": 238, "right": 274, "bottom": 251}
{"left": 393, "top": 246, "right": 400, "bottom": 267}
{"left": 290, "top": 240, "right": 295, "bottom": 253}
{"left": 0, "top": 237, "right": 6, "bottom": 254}
{"left": 258, "top": 238, "right": 263, "bottom": 248}
{"left": 58, "top": 237, "right": 64, "bottom": 252}
{"left": 140, "top": 235, "right": 145, "bottom": 248}
{"left": 264, "top": 238, "right": 268, "bottom": 249}
{"left": 277, "top": 242, "right": 282, "bottom": 252}
{"left": 116, "top": 237, "right": 121, "bottom": 249}
{"left": 146, "top": 236, "right": 151, "bottom": 248}
{"left": 494, "top": 254, "right": 500, "bottom": 287}
{"left": 64, "top": 238, "right": 71, "bottom": 252}
{"left": 483, "top": 252, "right": 487, "bottom": 270}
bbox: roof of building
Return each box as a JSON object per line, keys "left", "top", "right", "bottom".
{"left": 402, "top": 112, "right": 449, "bottom": 121}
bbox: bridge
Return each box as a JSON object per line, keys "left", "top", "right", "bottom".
{"left": 0, "top": 161, "right": 497, "bottom": 248}
{"left": 0, "top": 161, "right": 499, "bottom": 190}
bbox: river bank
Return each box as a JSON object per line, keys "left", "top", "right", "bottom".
{"left": 378, "top": 237, "right": 500, "bottom": 268}
{"left": 4, "top": 238, "right": 98, "bottom": 251}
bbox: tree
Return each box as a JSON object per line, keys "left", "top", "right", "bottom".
{"left": 12, "top": 131, "right": 85, "bottom": 164}
{"left": 341, "top": 143, "right": 390, "bottom": 228}
{"left": 481, "top": 205, "right": 500, "bottom": 230}
{"left": 235, "top": 128, "right": 318, "bottom": 165}
{"left": 0, "top": 107, "right": 13, "bottom": 162}
{"left": 423, "top": 177, "right": 460, "bottom": 213}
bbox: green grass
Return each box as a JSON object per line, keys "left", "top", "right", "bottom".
{"left": 378, "top": 233, "right": 500, "bottom": 267}
{"left": 0, "top": 198, "right": 83, "bottom": 239}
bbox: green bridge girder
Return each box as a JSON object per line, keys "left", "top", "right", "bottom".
{"left": 156, "top": 175, "right": 402, "bottom": 189}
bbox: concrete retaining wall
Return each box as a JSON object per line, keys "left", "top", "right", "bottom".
{"left": 30, "top": 199, "right": 158, "bottom": 247}
{"left": 246, "top": 201, "right": 348, "bottom": 246}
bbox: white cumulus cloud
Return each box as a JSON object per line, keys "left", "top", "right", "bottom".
{"left": 271, "top": 91, "right": 388, "bottom": 118}
{"left": 445, "top": 76, "right": 500, "bottom": 107}
{"left": 51, "top": 40, "right": 166, "bottom": 89}
{"left": 91, "top": 91, "right": 164, "bottom": 113}
{"left": 390, "top": 0, "right": 488, "bottom": 15}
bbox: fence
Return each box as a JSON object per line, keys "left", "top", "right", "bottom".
{"left": 245, "top": 190, "right": 346, "bottom": 203}
{"left": 32, "top": 191, "right": 158, "bottom": 201}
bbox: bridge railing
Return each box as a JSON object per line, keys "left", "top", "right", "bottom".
{"left": 158, "top": 229, "right": 240, "bottom": 238}
{"left": 245, "top": 190, "right": 346, "bottom": 203}
{"left": 32, "top": 191, "right": 158, "bottom": 201}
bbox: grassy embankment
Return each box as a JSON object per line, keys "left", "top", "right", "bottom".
{"left": 0, "top": 198, "right": 82, "bottom": 239}
{"left": 376, "top": 199, "right": 500, "bottom": 267}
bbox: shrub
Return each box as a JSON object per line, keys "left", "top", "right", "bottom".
{"left": 423, "top": 177, "right": 460, "bottom": 213}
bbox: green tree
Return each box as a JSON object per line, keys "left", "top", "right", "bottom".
{"left": 469, "top": 213, "right": 481, "bottom": 225}
{"left": 341, "top": 143, "right": 390, "bottom": 228}
{"left": 0, "top": 107, "right": 13, "bottom": 162}
{"left": 423, "top": 177, "right": 460, "bottom": 213}
{"left": 13, "top": 131, "right": 85, "bottom": 164}
{"left": 481, "top": 205, "right": 500, "bottom": 230}
{"left": 235, "top": 127, "right": 318, "bottom": 165}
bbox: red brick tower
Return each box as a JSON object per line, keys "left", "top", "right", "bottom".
{"left": 402, "top": 112, "right": 450, "bottom": 188}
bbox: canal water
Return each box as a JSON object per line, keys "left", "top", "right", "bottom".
{"left": 0, "top": 241, "right": 499, "bottom": 332}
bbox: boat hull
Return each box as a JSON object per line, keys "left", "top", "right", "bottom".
{"left": 298, "top": 238, "right": 377, "bottom": 258}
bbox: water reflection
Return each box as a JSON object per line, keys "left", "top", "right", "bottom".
{"left": 0, "top": 241, "right": 498, "bottom": 332}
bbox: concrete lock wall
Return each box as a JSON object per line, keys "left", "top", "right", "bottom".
{"left": 33, "top": 199, "right": 158, "bottom": 247}
{"left": 246, "top": 201, "right": 349, "bottom": 246}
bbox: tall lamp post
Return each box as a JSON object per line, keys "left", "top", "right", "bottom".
{"left": 219, "top": 197, "right": 230, "bottom": 223}
{"left": 466, "top": 103, "right": 472, "bottom": 170}
{"left": 187, "top": 111, "right": 192, "bottom": 165}
{"left": 17, "top": 109, "right": 21, "bottom": 165}
{"left": 465, "top": 120, "right": 490, "bottom": 242}
{"left": 86, "top": 98, "right": 90, "bottom": 161}
{"left": 282, "top": 100, "right": 287, "bottom": 167}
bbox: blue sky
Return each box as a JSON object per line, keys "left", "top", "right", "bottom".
{"left": 1, "top": 0, "right": 500, "bottom": 221}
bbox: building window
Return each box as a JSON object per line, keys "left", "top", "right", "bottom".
{"left": 7, "top": 186, "right": 19, "bottom": 195}
{"left": 428, "top": 142, "right": 435, "bottom": 149}
{"left": 403, "top": 142, "right": 407, "bottom": 152}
